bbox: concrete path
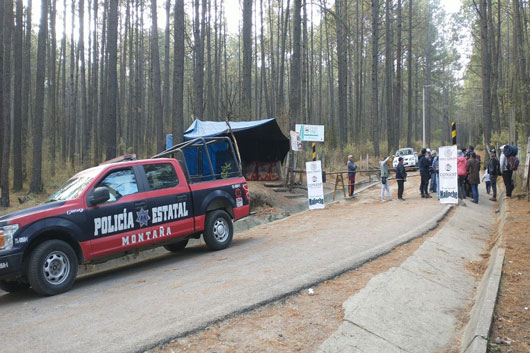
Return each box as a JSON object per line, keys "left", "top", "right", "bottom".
{"left": 0, "top": 179, "right": 447, "bottom": 353}
{"left": 318, "top": 194, "right": 495, "bottom": 353}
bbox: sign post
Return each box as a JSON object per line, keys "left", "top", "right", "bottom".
{"left": 451, "top": 122, "right": 456, "bottom": 145}
{"left": 439, "top": 145, "right": 458, "bottom": 204}
{"left": 306, "top": 160, "right": 325, "bottom": 209}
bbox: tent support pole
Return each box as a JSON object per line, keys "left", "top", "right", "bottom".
{"left": 226, "top": 121, "right": 243, "bottom": 173}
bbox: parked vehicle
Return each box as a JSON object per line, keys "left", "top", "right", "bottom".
{"left": 392, "top": 148, "right": 418, "bottom": 168}
{"left": 0, "top": 137, "right": 250, "bottom": 296}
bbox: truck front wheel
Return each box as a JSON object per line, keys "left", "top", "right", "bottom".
{"left": 26, "top": 240, "right": 78, "bottom": 296}
{"left": 203, "top": 210, "right": 233, "bottom": 251}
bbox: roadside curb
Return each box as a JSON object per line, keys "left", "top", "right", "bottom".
{"left": 460, "top": 247, "right": 505, "bottom": 353}
{"left": 460, "top": 189, "right": 507, "bottom": 353}
{"left": 146, "top": 204, "right": 453, "bottom": 353}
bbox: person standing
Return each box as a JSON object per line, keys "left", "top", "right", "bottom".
{"left": 430, "top": 151, "right": 439, "bottom": 196}
{"left": 418, "top": 148, "right": 432, "bottom": 198}
{"left": 481, "top": 167, "right": 491, "bottom": 194}
{"left": 487, "top": 149, "right": 500, "bottom": 201}
{"left": 347, "top": 155, "right": 358, "bottom": 197}
{"left": 457, "top": 150, "right": 468, "bottom": 200}
{"left": 466, "top": 152, "right": 481, "bottom": 203}
{"left": 500, "top": 145, "right": 513, "bottom": 197}
{"left": 380, "top": 156, "right": 393, "bottom": 202}
{"left": 395, "top": 157, "right": 407, "bottom": 201}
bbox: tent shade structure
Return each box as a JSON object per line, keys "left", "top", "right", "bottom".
{"left": 166, "top": 118, "right": 290, "bottom": 181}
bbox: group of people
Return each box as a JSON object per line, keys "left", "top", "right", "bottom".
{"left": 418, "top": 148, "right": 439, "bottom": 199}
{"left": 346, "top": 144, "right": 518, "bottom": 203}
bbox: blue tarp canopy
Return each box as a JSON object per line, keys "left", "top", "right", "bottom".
{"left": 168, "top": 118, "right": 290, "bottom": 165}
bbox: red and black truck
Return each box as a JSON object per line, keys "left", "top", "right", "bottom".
{"left": 0, "top": 137, "right": 249, "bottom": 296}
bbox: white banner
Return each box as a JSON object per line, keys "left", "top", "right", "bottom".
{"left": 306, "top": 161, "right": 325, "bottom": 209}
{"left": 438, "top": 145, "right": 458, "bottom": 204}
{"left": 290, "top": 130, "right": 302, "bottom": 151}
{"left": 296, "top": 124, "right": 325, "bottom": 142}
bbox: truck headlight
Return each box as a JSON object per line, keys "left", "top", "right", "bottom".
{"left": 0, "top": 224, "right": 19, "bottom": 251}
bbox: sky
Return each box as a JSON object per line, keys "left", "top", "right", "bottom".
{"left": 28, "top": 0, "right": 465, "bottom": 39}
{"left": 28, "top": 0, "right": 468, "bottom": 74}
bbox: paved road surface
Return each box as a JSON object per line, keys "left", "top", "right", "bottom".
{"left": 1, "top": 179, "right": 446, "bottom": 353}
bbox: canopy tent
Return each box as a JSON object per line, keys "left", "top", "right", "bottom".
{"left": 184, "top": 118, "right": 289, "bottom": 164}
{"left": 166, "top": 118, "right": 289, "bottom": 181}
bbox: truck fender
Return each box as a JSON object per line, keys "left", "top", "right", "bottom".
{"left": 199, "top": 190, "right": 236, "bottom": 218}
{"left": 19, "top": 217, "right": 85, "bottom": 264}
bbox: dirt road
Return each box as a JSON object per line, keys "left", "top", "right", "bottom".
{"left": 0, "top": 178, "right": 446, "bottom": 353}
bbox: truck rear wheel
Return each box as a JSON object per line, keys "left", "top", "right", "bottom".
{"left": 0, "top": 280, "right": 29, "bottom": 293}
{"left": 203, "top": 210, "right": 233, "bottom": 251}
{"left": 26, "top": 240, "right": 78, "bottom": 296}
{"left": 164, "top": 239, "right": 189, "bottom": 252}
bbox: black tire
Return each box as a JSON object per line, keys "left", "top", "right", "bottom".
{"left": 0, "top": 280, "right": 30, "bottom": 293}
{"left": 164, "top": 239, "right": 189, "bottom": 252}
{"left": 203, "top": 210, "right": 233, "bottom": 251}
{"left": 26, "top": 240, "right": 78, "bottom": 296}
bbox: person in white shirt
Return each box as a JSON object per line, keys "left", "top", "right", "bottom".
{"left": 481, "top": 167, "right": 491, "bottom": 194}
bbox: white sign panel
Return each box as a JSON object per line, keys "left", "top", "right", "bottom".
{"left": 306, "top": 160, "right": 325, "bottom": 209}
{"left": 290, "top": 130, "right": 302, "bottom": 151}
{"left": 296, "top": 124, "right": 325, "bottom": 142}
{"left": 438, "top": 145, "right": 458, "bottom": 204}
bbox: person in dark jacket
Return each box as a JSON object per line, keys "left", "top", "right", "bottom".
{"left": 395, "top": 157, "right": 407, "bottom": 201}
{"left": 418, "top": 148, "right": 432, "bottom": 198}
{"left": 466, "top": 152, "right": 481, "bottom": 203}
{"left": 347, "top": 155, "right": 358, "bottom": 197}
{"left": 487, "top": 149, "right": 500, "bottom": 201}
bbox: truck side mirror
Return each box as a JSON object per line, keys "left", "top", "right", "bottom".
{"left": 89, "top": 187, "right": 110, "bottom": 206}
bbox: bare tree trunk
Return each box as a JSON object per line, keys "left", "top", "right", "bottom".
{"left": 406, "top": 0, "right": 413, "bottom": 147}
{"left": 163, "top": 0, "right": 171, "bottom": 128}
{"left": 193, "top": 0, "right": 206, "bottom": 119}
{"left": 151, "top": 0, "right": 164, "bottom": 152}
{"left": 21, "top": 0, "right": 31, "bottom": 180}
{"left": 289, "top": 0, "right": 302, "bottom": 130}
{"left": 336, "top": 0, "right": 347, "bottom": 147}
{"left": 242, "top": 0, "right": 252, "bottom": 118}
{"left": 384, "top": 0, "right": 394, "bottom": 154}
{"left": 1, "top": 0, "right": 13, "bottom": 206}
{"left": 47, "top": 0, "right": 57, "bottom": 174}
{"left": 371, "top": 0, "right": 380, "bottom": 156}
{"left": 68, "top": 0, "right": 77, "bottom": 165}
{"left": 478, "top": 0, "right": 492, "bottom": 148}
{"left": 12, "top": 0, "right": 24, "bottom": 191}
{"left": 79, "top": 0, "right": 88, "bottom": 165}
{"left": 172, "top": 0, "right": 185, "bottom": 145}
{"left": 260, "top": 0, "right": 272, "bottom": 118}
{"left": 30, "top": 0, "right": 48, "bottom": 194}
{"left": 393, "top": 0, "right": 403, "bottom": 150}
{"left": 277, "top": 0, "right": 290, "bottom": 112}
{"left": 106, "top": 0, "right": 118, "bottom": 159}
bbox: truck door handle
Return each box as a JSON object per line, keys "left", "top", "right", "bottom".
{"left": 177, "top": 195, "right": 187, "bottom": 202}
{"left": 135, "top": 201, "right": 147, "bottom": 209}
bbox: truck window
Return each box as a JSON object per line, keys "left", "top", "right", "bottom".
{"left": 144, "top": 163, "right": 179, "bottom": 190}
{"left": 97, "top": 168, "right": 139, "bottom": 203}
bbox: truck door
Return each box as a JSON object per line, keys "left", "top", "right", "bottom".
{"left": 85, "top": 167, "right": 145, "bottom": 258}
{"left": 138, "top": 162, "right": 194, "bottom": 239}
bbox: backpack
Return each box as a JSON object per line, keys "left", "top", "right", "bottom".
{"left": 507, "top": 155, "right": 519, "bottom": 171}
{"left": 503, "top": 145, "right": 518, "bottom": 157}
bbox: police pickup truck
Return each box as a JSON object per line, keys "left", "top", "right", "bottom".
{"left": 0, "top": 137, "right": 250, "bottom": 296}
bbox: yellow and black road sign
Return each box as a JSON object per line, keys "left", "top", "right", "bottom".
{"left": 312, "top": 143, "right": 316, "bottom": 161}
{"left": 451, "top": 122, "right": 456, "bottom": 145}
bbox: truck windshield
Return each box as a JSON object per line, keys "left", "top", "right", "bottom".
{"left": 46, "top": 176, "right": 94, "bottom": 202}
{"left": 396, "top": 149, "right": 413, "bottom": 156}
